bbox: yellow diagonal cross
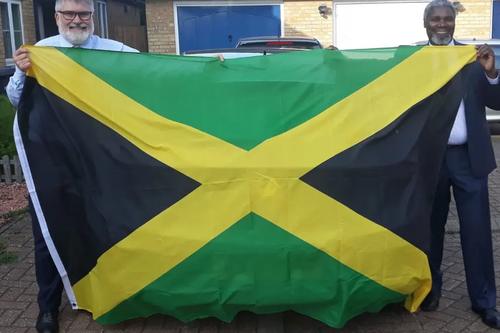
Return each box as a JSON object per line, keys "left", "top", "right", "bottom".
{"left": 26, "top": 45, "right": 476, "bottom": 319}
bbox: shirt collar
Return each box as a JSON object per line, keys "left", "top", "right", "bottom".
{"left": 59, "top": 34, "right": 95, "bottom": 49}
{"left": 428, "top": 39, "right": 455, "bottom": 46}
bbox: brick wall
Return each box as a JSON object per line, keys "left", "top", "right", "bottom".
{"left": 145, "top": 0, "right": 175, "bottom": 54}
{"left": 284, "top": 0, "right": 333, "bottom": 47}
{"left": 22, "top": 0, "right": 36, "bottom": 45}
{"left": 454, "top": 0, "right": 491, "bottom": 39}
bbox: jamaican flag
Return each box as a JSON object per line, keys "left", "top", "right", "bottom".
{"left": 14, "top": 45, "right": 475, "bottom": 328}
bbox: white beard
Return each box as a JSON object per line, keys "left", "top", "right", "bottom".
{"left": 430, "top": 34, "right": 452, "bottom": 46}
{"left": 58, "top": 21, "right": 94, "bottom": 45}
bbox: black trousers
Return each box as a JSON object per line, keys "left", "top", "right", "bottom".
{"left": 30, "top": 199, "right": 63, "bottom": 312}
{"left": 428, "top": 144, "right": 496, "bottom": 310}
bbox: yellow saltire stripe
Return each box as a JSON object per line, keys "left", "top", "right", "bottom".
{"left": 25, "top": 45, "right": 476, "bottom": 318}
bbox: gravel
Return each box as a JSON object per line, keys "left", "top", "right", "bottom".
{"left": 0, "top": 183, "right": 28, "bottom": 226}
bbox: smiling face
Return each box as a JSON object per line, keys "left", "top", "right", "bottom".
{"left": 424, "top": 6, "right": 456, "bottom": 45}
{"left": 55, "top": 0, "right": 94, "bottom": 45}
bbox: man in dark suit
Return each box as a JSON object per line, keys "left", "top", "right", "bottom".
{"left": 419, "top": 0, "right": 500, "bottom": 329}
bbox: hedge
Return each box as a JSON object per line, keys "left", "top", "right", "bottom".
{"left": 0, "top": 94, "right": 16, "bottom": 157}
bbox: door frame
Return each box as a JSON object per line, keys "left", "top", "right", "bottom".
{"left": 332, "top": 0, "right": 430, "bottom": 47}
{"left": 493, "top": 0, "right": 500, "bottom": 39}
{"left": 36, "top": 1, "right": 46, "bottom": 40}
{"left": 173, "top": 0, "right": 285, "bottom": 55}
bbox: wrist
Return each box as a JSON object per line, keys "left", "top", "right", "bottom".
{"left": 14, "top": 69, "right": 26, "bottom": 78}
{"left": 486, "top": 69, "right": 498, "bottom": 79}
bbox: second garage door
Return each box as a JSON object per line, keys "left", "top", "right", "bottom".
{"left": 493, "top": 1, "right": 500, "bottom": 39}
{"left": 176, "top": 4, "right": 282, "bottom": 54}
{"left": 334, "top": 1, "right": 430, "bottom": 50}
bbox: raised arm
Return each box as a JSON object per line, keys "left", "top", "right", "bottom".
{"left": 477, "top": 44, "right": 500, "bottom": 110}
{"left": 6, "top": 48, "right": 31, "bottom": 108}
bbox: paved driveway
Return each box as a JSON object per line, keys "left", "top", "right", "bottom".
{"left": 3, "top": 138, "right": 500, "bottom": 332}
{"left": 2, "top": 216, "right": 499, "bottom": 332}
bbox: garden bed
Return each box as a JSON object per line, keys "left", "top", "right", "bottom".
{"left": 0, "top": 183, "right": 28, "bottom": 227}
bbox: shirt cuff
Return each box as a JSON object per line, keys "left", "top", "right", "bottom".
{"left": 10, "top": 66, "right": 25, "bottom": 85}
{"left": 486, "top": 71, "right": 500, "bottom": 85}
{"left": 13, "top": 66, "right": 26, "bottom": 78}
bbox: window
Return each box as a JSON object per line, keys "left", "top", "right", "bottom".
{"left": 97, "top": 1, "right": 108, "bottom": 39}
{"left": 1, "top": 0, "right": 24, "bottom": 66}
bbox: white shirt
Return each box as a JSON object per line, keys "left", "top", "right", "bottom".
{"left": 6, "top": 34, "right": 138, "bottom": 107}
{"left": 429, "top": 40, "right": 499, "bottom": 145}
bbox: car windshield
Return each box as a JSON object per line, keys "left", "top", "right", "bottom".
{"left": 238, "top": 41, "right": 321, "bottom": 49}
{"left": 186, "top": 53, "right": 267, "bottom": 59}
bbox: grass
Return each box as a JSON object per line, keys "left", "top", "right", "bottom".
{"left": 0, "top": 206, "right": 28, "bottom": 221}
{"left": 0, "top": 241, "right": 17, "bottom": 265}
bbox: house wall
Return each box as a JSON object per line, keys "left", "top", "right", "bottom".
{"left": 145, "top": 0, "right": 175, "bottom": 54}
{"left": 283, "top": 0, "right": 332, "bottom": 48}
{"left": 0, "top": 0, "right": 36, "bottom": 67}
{"left": 145, "top": 0, "right": 333, "bottom": 54}
{"left": 22, "top": 0, "right": 36, "bottom": 45}
{"left": 0, "top": 0, "right": 492, "bottom": 68}
{"left": 145, "top": 0, "right": 495, "bottom": 55}
{"left": 454, "top": 0, "right": 491, "bottom": 39}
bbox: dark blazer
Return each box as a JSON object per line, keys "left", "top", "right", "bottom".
{"left": 327, "top": 42, "right": 500, "bottom": 177}
{"left": 455, "top": 41, "right": 500, "bottom": 178}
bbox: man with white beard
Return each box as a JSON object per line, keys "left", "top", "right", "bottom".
{"left": 7, "top": 0, "right": 224, "bottom": 107}
{"left": 6, "top": 0, "right": 138, "bottom": 107}
{"left": 6, "top": 1, "right": 137, "bottom": 332}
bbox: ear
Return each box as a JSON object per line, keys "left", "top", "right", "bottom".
{"left": 54, "top": 12, "right": 58, "bottom": 22}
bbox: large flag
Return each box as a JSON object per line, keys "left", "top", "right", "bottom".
{"left": 14, "top": 45, "right": 475, "bottom": 328}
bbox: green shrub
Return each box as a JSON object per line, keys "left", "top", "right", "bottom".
{"left": 0, "top": 94, "right": 16, "bottom": 157}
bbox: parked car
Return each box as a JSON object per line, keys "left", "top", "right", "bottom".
{"left": 412, "top": 39, "right": 500, "bottom": 123}
{"left": 182, "top": 47, "right": 309, "bottom": 59}
{"left": 235, "top": 36, "right": 323, "bottom": 50}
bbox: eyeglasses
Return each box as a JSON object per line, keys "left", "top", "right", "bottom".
{"left": 57, "top": 11, "right": 92, "bottom": 21}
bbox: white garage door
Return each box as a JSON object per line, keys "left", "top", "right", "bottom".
{"left": 334, "top": 1, "right": 430, "bottom": 50}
